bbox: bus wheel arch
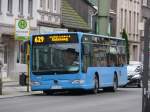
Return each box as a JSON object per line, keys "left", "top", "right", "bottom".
{"left": 91, "top": 72, "right": 99, "bottom": 94}
{"left": 113, "top": 71, "right": 118, "bottom": 92}
{"left": 95, "top": 72, "right": 99, "bottom": 87}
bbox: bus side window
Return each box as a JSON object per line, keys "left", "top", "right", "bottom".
{"left": 82, "top": 43, "right": 91, "bottom": 73}
{"left": 107, "top": 53, "right": 118, "bottom": 67}
{"left": 117, "top": 54, "right": 126, "bottom": 66}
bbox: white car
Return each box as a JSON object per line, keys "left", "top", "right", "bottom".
{"left": 126, "top": 61, "right": 143, "bottom": 88}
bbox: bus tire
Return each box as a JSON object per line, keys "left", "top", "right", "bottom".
{"left": 92, "top": 75, "right": 99, "bottom": 94}
{"left": 104, "top": 75, "right": 118, "bottom": 92}
{"left": 43, "top": 90, "right": 54, "bottom": 95}
{"left": 111, "top": 75, "right": 118, "bottom": 92}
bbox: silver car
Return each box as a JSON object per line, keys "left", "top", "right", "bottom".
{"left": 127, "top": 62, "right": 143, "bottom": 88}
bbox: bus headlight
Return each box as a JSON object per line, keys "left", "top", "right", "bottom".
{"left": 72, "top": 80, "right": 85, "bottom": 84}
{"left": 31, "top": 81, "right": 41, "bottom": 86}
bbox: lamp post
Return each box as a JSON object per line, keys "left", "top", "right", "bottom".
{"left": 0, "top": 78, "right": 2, "bottom": 95}
{"left": 0, "top": 58, "right": 3, "bottom": 95}
{"left": 97, "top": 0, "right": 110, "bottom": 35}
{"left": 142, "top": 18, "right": 150, "bottom": 112}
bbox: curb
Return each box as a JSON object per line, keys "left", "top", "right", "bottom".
{"left": 0, "top": 92, "right": 42, "bottom": 99}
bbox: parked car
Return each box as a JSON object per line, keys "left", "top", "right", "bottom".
{"left": 126, "top": 61, "right": 143, "bottom": 88}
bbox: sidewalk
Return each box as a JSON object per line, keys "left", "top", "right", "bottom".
{"left": 0, "top": 78, "right": 42, "bottom": 99}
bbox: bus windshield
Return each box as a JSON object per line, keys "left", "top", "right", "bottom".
{"left": 32, "top": 43, "right": 79, "bottom": 75}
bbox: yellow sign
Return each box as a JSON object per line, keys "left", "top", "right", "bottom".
{"left": 32, "top": 34, "right": 78, "bottom": 44}
{"left": 49, "top": 35, "right": 70, "bottom": 42}
{"left": 34, "top": 36, "right": 45, "bottom": 43}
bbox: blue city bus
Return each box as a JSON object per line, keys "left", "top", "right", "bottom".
{"left": 30, "top": 32, "right": 127, "bottom": 94}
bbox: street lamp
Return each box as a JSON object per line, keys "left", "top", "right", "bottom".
{"left": 142, "top": 18, "right": 150, "bottom": 112}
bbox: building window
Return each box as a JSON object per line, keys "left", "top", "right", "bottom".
{"left": 137, "top": 13, "right": 139, "bottom": 34}
{"left": 134, "top": 12, "right": 136, "bottom": 34}
{"left": 53, "top": 0, "right": 57, "bottom": 12}
{"left": 40, "top": 0, "right": 46, "bottom": 10}
{"left": 129, "top": 11, "right": 131, "bottom": 33}
{"left": 40, "top": 0, "right": 42, "bottom": 8}
{"left": 143, "top": 0, "right": 148, "bottom": 6}
{"left": 120, "top": 9, "right": 123, "bottom": 31}
{"left": 28, "top": 0, "right": 33, "bottom": 17}
{"left": 0, "top": 0, "right": 2, "bottom": 14}
{"left": 19, "top": 0, "right": 23, "bottom": 15}
{"left": 47, "top": 0, "right": 50, "bottom": 9}
{"left": 4, "top": 46, "right": 8, "bottom": 64}
{"left": 124, "top": 10, "right": 127, "bottom": 30}
{"left": 7, "top": 0, "right": 13, "bottom": 14}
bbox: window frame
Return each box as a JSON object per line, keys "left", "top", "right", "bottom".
{"left": 19, "top": 0, "right": 23, "bottom": 16}
{"left": 0, "top": 0, "right": 2, "bottom": 14}
{"left": 28, "top": 0, "right": 33, "bottom": 17}
{"left": 7, "top": 0, "right": 13, "bottom": 14}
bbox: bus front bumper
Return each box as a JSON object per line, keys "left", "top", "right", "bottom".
{"left": 31, "top": 79, "right": 94, "bottom": 91}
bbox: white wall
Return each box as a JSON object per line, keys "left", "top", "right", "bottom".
{"left": 0, "top": 0, "right": 37, "bottom": 28}
{"left": 0, "top": 0, "right": 62, "bottom": 80}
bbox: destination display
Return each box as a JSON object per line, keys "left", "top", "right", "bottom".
{"left": 32, "top": 34, "right": 78, "bottom": 44}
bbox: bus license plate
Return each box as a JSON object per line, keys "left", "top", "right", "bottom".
{"left": 51, "top": 85, "right": 62, "bottom": 89}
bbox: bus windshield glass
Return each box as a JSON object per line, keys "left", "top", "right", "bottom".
{"left": 32, "top": 41, "right": 79, "bottom": 75}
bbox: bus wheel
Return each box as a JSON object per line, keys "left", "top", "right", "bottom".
{"left": 111, "top": 76, "right": 118, "bottom": 92}
{"left": 43, "top": 90, "right": 54, "bottom": 95}
{"left": 92, "top": 75, "right": 99, "bottom": 94}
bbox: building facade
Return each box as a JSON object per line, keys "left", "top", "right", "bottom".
{"left": 87, "top": 0, "right": 117, "bottom": 36}
{"left": 116, "top": 0, "right": 141, "bottom": 61}
{"left": 0, "top": 0, "right": 61, "bottom": 80}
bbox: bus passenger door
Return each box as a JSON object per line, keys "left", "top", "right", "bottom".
{"left": 81, "top": 43, "right": 91, "bottom": 73}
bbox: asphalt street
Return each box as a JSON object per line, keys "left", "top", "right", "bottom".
{"left": 0, "top": 88, "right": 142, "bottom": 112}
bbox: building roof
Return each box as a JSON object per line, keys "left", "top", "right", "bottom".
{"left": 87, "top": 0, "right": 97, "bottom": 6}
{"left": 62, "top": 0, "right": 91, "bottom": 31}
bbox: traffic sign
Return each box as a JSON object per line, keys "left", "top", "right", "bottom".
{"left": 15, "top": 19, "right": 30, "bottom": 40}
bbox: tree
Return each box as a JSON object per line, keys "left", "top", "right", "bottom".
{"left": 122, "top": 29, "right": 130, "bottom": 64}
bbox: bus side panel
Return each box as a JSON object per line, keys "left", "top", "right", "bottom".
{"left": 98, "top": 67, "right": 127, "bottom": 87}
{"left": 85, "top": 68, "right": 97, "bottom": 89}
{"left": 86, "top": 67, "right": 115, "bottom": 88}
{"left": 98, "top": 67, "right": 117, "bottom": 87}
{"left": 117, "top": 66, "right": 127, "bottom": 86}
{"left": 86, "top": 67, "right": 127, "bottom": 88}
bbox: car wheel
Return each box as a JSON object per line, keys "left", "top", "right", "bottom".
{"left": 137, "top": 80, "right": 142, "bottom": 88}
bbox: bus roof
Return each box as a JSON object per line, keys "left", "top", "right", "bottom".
{"left": 83, "top": 33, "right": 125, "bottom": 41}
{"left": 31, "top": 32, "right": 125, "bottom": 41}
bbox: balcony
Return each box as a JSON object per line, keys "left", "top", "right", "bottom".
{"left": 37, "top": 10, "right": 61, "bottom": 27}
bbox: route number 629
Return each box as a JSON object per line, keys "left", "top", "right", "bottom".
{"left": 34, "top": 36, "right": 44, "bottom": 43}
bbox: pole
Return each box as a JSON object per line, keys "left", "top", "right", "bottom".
{"left": 0, "top": 78, "right": 2, "bottom": 95}
{"left": 0, "top": 59, "right": 3, "bottom": 95}
{"left": 142, "top": 18, "right": 150, "bottom": 112}
{"left": 97, "top": 0, "right": 110, "bottom": 35}
{"left": 26, "top": 42, "right": 30, "bottom": 92}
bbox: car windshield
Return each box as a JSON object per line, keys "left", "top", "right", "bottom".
{"left": 32, "top": 43, "right": 80, "bottom": 74}
{"left": 127, "top": 64, "right": 142, "bottom": 72}
{"left": 127, "top": 65, "right": 137, "bottom": 72}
